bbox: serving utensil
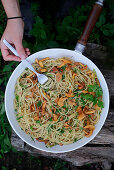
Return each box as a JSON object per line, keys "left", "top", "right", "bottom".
{"left": 3, "top": 39, "right": 48, "bottom": 85}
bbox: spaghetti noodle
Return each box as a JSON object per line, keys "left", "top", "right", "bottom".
{"left": 14, "top": 57, "right": 103, "bottom": 147}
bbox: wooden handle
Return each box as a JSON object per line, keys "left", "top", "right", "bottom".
{"left": 78, "top": 3, "right": 102, "bottom": 46}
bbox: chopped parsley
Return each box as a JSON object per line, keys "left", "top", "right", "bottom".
{"left": 63, "top": 105, "right": 68, "bottom": 111}
{"left": 69, "top": 129, "right": 72, "bottom": 133}
{"left": 79, "top": 126, "right": 84, "bottom": 131}
{"left": 45, "top": 88, "right": 49, "bottom": 92}
{"left": 31, "top": 137, "right": 35, "bottom": 142}
{"left": 37, "top": 101, "right": 42, "bottom": 107}
{"left": 74, "top": 138, "right": 78, "bottom": 142}
{"left": 55, "top": 108, "right": 61, "bottom": 114}
{"left": 98, "top": 100, "right": 104, "bottom": 108}
{"left": 49, "top": 117, "right": 53, "bottom": 121}
{"left": 16, "top": 116, "right": 23, "bottom": 120}
{"left": 73, "top": 68, "right": 78, "bottom": 73}
{"left": 60, "top": 129, "right": 65, "bottom": 134}
{"left": 16, "top": 95, "right": 19, "bottom": 103}
{"left": 62, "top": 74, "right": 65, "bottom": 80}
{"left": 81, "top": 94, "right": 97, "bottom": 105}
{"left": 88, "top": 115, "right": 91, "bottom": 118}
{"left": 36, "top": 120, "right": 42, "bottom": 125}
{"left": 75, "top": 105, "right": 78, "bottom": 109}
{"left": 88, "top": 83, "right": 103, "bottom": 97}
{"left": 25, "top": 68, "right": 29, "bottom": 71}
{"left": 30, "top": 125, "right": 33, "bottom": 131}
{"left": 61, "top": 65, "right": 66, "bottom": 71}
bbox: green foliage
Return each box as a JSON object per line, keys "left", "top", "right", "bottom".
{"left": 0, "top": 103, "right": 12, "bottom": 157}
{"left": 0, "top": 62, "right": 19, "bottom": 157}
{"left": 0, "top": 3, "right": 6, "bottom": 38}
{"left": 23, "top": 0, "right": 114, "bottom": 54}
{"left": 2, "top": 166, "right": 8, "bottom": 170}
{"left": 53, "top": 159, "right": 68, "bottom": 170}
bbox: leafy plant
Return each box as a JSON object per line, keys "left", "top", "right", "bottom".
{"left": 53, "top": 159, "right": 68, "bottom": 170}
{"left": 0, "top": 103, "right": 12, "bottom": 158}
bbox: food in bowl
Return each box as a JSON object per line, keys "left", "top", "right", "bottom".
{"left": 14, "top": 57, "right": 104, "bottom": 147}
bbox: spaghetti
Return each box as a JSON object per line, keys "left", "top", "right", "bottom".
{"left": 14, "top": 57, "right": 103, "bottom": 147}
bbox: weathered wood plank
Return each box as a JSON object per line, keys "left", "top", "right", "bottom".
{"left": 11, "top": 131, "right": 24, "bottom": 151}
{"left": 84, "top": 43, "right": 114, "bottom": 70}
{"left": 89, "top": 128, "right": 114, "bottom": 144}
{"left": 23, "top": 145, "right": 114, "bottom": 166}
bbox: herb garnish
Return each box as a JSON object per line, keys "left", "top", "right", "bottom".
{"left": 88, "top": 83, "right": 103, "bottom": 97}
{"left": 37, "top": 101, "right": 42, "bottom": 107}
{"left": 62, "top": 74, "right": 65, "bottom": 80}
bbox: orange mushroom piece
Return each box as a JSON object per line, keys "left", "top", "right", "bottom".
{"left": 78, "top": 112, "right": 85, "bottom": 121}
{"left": 56, "top": 72, "right": 62, "bottom": 82}
{"left": 34, "top": 116, "right": 39, "bottom": 121}
{"left": 66, "top": 64, "right": 72, "bottom": 71}
{"left": 94, "top": 104, "right": 101, "bottom": 111}
{"left": 53, "top": 114, "right": 58, "bottom": 121}
{"left": 83, "top": 105, "right": 89, "bottom": 113}
{"left": 57, "top": 97, "right": 67, "bottom": 107}
{"left": 51, "top": 66, "right": 58, "bottom": 73}
{"left": 82, "top": 90, "right": 88, "bottom": 94}
{"left": 81, "top": 65, "right": 88, "bottom": 71}
{"left": 89, "top": 92, "right": 96, "bottom": 96}
{"left": 76, "top": 106, "right": 82, "bottom": 113}
{"left": 38, "top": 61, "right": 44, "bottom": 67}
{"left": 68, "top": 99, "right": 76, "bottom": 107}
{"left": 85, "top": 110, "right": 95, "bottom": 115}
{"left": 64, "top": 122, "right": 72, "bottom": 129}
{"left": 27, "top": 72, "right": 35, "bottom": 78}
{"left": 30, "top": 104, "right": 36, "bottom": 112}
{"left": 66, "top": 89, "right": 74, "bottom": 97}
{"left": 40, "top": 68, "right": 47, "bottom": 72}
{"left": 58, "top": 59, "right": 72, "bottom": 68}
{"left": 42, "top": 100, "right": 47, "bottom": 110}
{"left": 36, "top": 138, "right": 49, "bottom": 144}
{"left": 40, "top": 57, "right": 49, "bottom": 62}
{"left": 84, "top": 125, "right": 95, "bottom": 137}
{"left": 35, "top": 58, "right": 39, "bottom": 64}
{"left": 72, "top": 73, "right": 77, "bottom": 79}
{"left": 76, "top": 81, "right": 85, "bottom": 90}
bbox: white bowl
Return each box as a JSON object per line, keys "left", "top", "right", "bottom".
{"left": 5, "top": 49, "right": 109, "bottom": 153}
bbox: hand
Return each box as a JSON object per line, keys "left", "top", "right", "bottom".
{"left": 0, "top": 19, "right": 30, "bottom": 61}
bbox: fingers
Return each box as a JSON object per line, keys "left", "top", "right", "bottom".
{"left": 25, "top": 48, "right": 30, "bottom": 52}
{"left": 0, "top": 39, "right": 30, "bottom": 61}
{"left": 4, "top": 54, "right": 21, "bottom": 61}
{"left": 1, "top": 42, "right": 21, "bottom": 61}
{"left": 15, "top": 40, "right": 27, "bottom": 60}
{"left": 25, "top": 48, "right": 31, "bottom": 56}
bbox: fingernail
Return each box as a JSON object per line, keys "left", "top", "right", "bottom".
{"left": 20, "top": 55, "right": 26, "bottom": 60}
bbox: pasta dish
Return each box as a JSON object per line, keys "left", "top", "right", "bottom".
{"left": 14, "top": 57, "right": 104, "bottom": 147}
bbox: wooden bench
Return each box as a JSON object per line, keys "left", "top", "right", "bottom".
{"left": 11, "top": 43, "right": 114, "bottom": 167}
